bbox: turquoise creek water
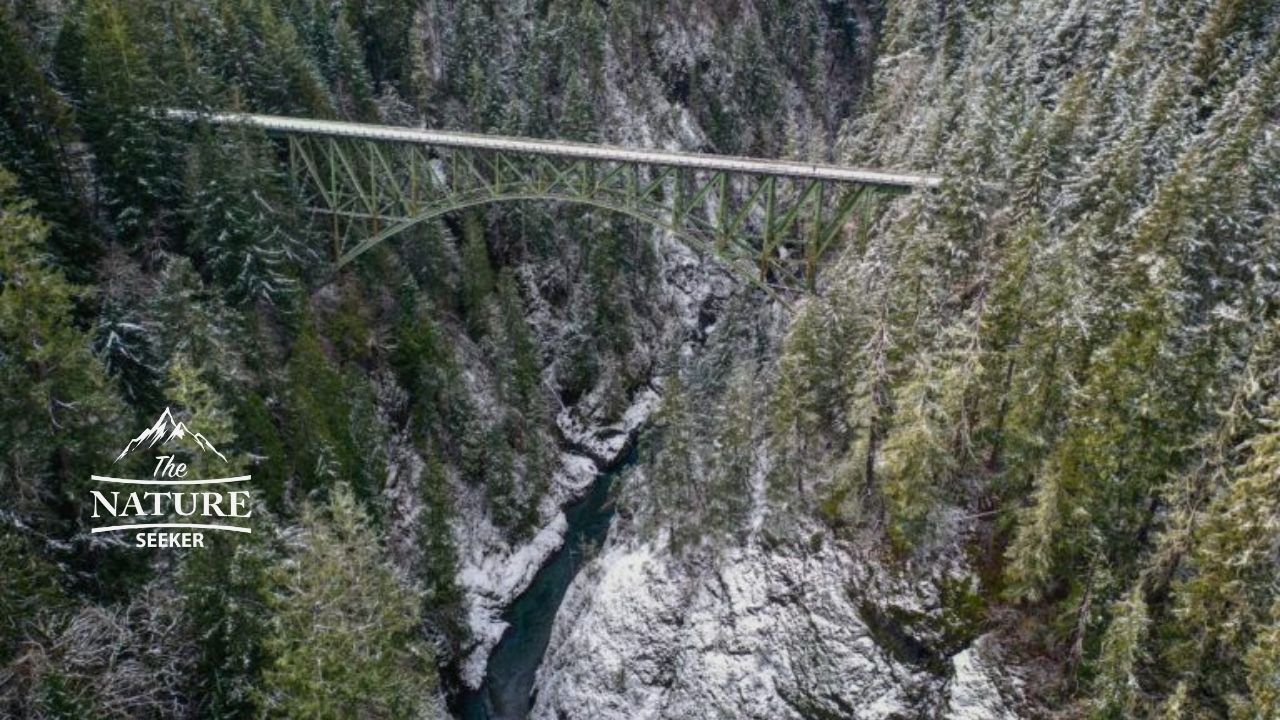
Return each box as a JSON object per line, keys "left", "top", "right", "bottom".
{"left": 456, "top": 454, "right": 629, "bottom": 720}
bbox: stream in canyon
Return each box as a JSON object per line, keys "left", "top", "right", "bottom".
{"left": 456, "top": 452, "right": 632, "bottom": 719}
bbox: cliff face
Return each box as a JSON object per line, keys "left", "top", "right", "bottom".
{"left": 533, "top": 540, "right": 1022, "bottom": 719}
{"left": 530, "top": 445, "right": 1023, "bottom": 718}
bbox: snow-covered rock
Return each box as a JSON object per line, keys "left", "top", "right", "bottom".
{"left": 458, "top": 510, "right": 569, "bottom": 688}
{"left": 942, "top": 635, "right": 1023, "bottom": 720}
{"left": 556, "top": 386, "right": 660, "bottom": 462}
{"left": 456, "top": 386, "right": 665, "bottom": 689}
{"left": 532, "top": 537, "right": 936, "bottom": 720}
{"left": 528, "top": 518, "right": 1030, "bottom": 720}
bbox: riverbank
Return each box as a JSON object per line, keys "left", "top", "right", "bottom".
{"left": 454, "top": 447, "right": 634, "bottom": 719}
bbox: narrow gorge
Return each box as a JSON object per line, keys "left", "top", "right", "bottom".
{"left": 2, "top": 2, "right": 1278, "bottom": 720}
{"left": 458, "top": 450, "right": 631, "bottom": 719}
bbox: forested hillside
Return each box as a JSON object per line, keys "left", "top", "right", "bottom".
{"left": 0, "top": 1, "right": 862, "bottom": 717}
{"left": 1, "top": 0, "right": 1278, "bottom": 719}
{"left": 842, "top": 2, "right": 1280, "bottom": 715}
{"left": 764, "top": 0, "right": 1279, "bottom": 715}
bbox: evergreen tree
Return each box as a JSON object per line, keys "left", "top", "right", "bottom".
{"left": 344, "top": 364, "right": 390, "bottom": 511}
{"left": 483, "top": 423, "right": 523, "bottom": 535}
{"left": 418, "top": 449, "right": 466, "bottom": 649}
{"left": 1171, "top": 395, "right": 1280, "bottom": 708}
{"left": 879, "top": 352, "right": 959, "bottom": 551}
{"left": 391, "top": 292, "right": 474, "bottom": 455}
{"left": 258, "top": 484, "right": 435, "bottom": 719}
{"left": 491, "top": 269, "right": 541, "bottom": 415}
{"left": 645, "top": 375, "right": 703, "bottom": 549}
{"left": 585, "top": 221, "right": 638, "bottom": 362}
{"left": 331, "top": 13, "right": 378, "bottom": 120}
{"left": 559, "top": 72, "right": 597, "bottom": 143}
{"left": 0, "top": 526, "right": 67, "bottom": 667}
{"left": 93, "top": 270, "right": 164, "bottom": 409}
{"left": 165, "top": 349, "right": 243, "bottom": 478}
{"left": 202, "top": 0, "right": 333, "bottom": 117}
{"left": 180, "top": 525, "right": 275, "bottom": 719}
{"left": 148, "top": 255, "right": 244, "bottom": 381}
{"left": 1241, "top": 601, "right": 1280, "bottom": 719}
{"left": 0, "top": 11, "right": 96, "bottom": 274}
{"left": 730, "top": 23, "right": 782, "bottom": 154}
{"left": 283, "top": 319, "right": 386, "bottom": 506}
{"left": 1091, "top": 586, "right": 1150, "bottom": 719}
{"left": 235, "top": 391, "right": 289, "bottom": 510}
{"left": 770, "top": 305, "right": 837, "bottom": 505}
{"left": 0, "top": 167, "right": 117, "bottom": 519}
{"left": 56, "top": 0, "right": 181, "bottom": 244}
{"left": 184, "top": 125, "right": 305, "bottom": 306}
{"left": 459, "top": 211, "right": 494, "bottom": 337}
{"left": 707, "top": 365, "right": 757, "bottom": 539}
{"left": 341, "top": 0, "right": 418, "bottom": 98}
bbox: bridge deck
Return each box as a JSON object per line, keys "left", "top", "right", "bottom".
{"left": 165, "top": 109, "right": 941, "bottom": 190}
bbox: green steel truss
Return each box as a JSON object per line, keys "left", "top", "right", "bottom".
{"left": 283, "top": 134, "right": 901, "bottom": 296}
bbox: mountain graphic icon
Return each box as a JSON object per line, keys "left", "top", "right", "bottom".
{"left": 114, "top": 407, "right": 228, "bottom": 464}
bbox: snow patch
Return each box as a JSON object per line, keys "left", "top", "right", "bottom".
{"left": 942, "top": 635, "right": 1023, "bottom": 720}
{"left": 556, "top": 386, "right": 660, "bottom": 461}
{"left": 458, "top": 511, "right": 569, "bottom": 688}
{"left": 532, "top": 539, "right": 930, "bottom": 720}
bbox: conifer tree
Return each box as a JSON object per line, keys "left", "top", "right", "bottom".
{"left": 418, "top": 449, "right": 466, "bottom": 648}
{"left": 559, "top": 72, "right": 597, "bottom": 143}
{"left": 234, "top": 391, "right": 289, "bottom": 510}
{"left": 731, "top": 23, "right": 782, "bottom": 154}
{"left": 208, "top": 0, "right": 333, "bottom": 117}
{"left": 184, "top": 125, "right": 305, "bottom": 307}
{"left": 459, "top": 211, "right": 494, "bottom": 337}
{"left": 1241, "top": 602, "right": 1280, "bottom": 719}
{"left": 259, "top": 485, "right": 435, "bottom": 718}
{"left": 180, "top": 524, "right": 275, "bottom": 719}
{"left": 770, "top": 305, "right": 836, "bottom": 504}
{"left": 392, "top": 295, "right": 465, "bottom": 444}
{"left": 708, "top": 365, "right": 757, "bottom": 539}
{"left": 0, "top": 526, "right": 66, "bottom": 667}
{"left": 57, "top": 0, "right": 181, "bottom": 243}
{"left": 647, "top": 375, "right": 703, "bottom": 547}
{"left": 1091, "top": 586, "right": 1150, "bottom": 719}
{"left": 582, "top": 223, "right": 633, "bottom": 362}
{"left": 165, "top": 349, "right": 242, "bottom": 478}
{"left": 148, "top": 256, "right": 243, "bottom": 379}
{"left": 331, "top": 14, "right": 378, "bottom": 120}
{"left": 491, "top": 268, "right": 541, "bottom": 415}
{"left": 341, "top": 0, "right": 417, "bottom": 97}
{"left": 284, "top": 319, "right": 355, "bottom": 495}
{"left": 0, "top": 12, "right": 95, "bottom": 273}
{"left": 93, "top": 268, "right": 164, "bottom": 409}
{"left": 286, "top": 365, "right": 386, "bottom": 510}
{"left": 878, "top": 351, "right": 959, "bottom": 551}
{"left": 1172, "top": 395, "right": 1280, "bottom": 705}
{"left": 484, "top": 424, "right": 521, "bottom": 534}
{"left": 0, "top": 167, "right": 117, "bottom": 517}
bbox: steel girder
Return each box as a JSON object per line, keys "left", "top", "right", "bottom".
{"left": 284, "top": 134, "right": 900, "bottom": 297}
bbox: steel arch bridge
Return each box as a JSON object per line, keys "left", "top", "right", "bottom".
{"left": 166, "top": 110, "right": 940, "bottom": 297}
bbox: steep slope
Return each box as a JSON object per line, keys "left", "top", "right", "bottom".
{"left": 527, "top": 1, "right": 1280, "bottom": 718}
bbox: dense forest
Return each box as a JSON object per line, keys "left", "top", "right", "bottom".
{"left": 0, "top": 0, "right": 1277, "bottom": 719}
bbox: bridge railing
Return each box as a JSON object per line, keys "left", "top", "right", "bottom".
{"left": 163, "top": 109, "right": 941, "bottom": 296}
